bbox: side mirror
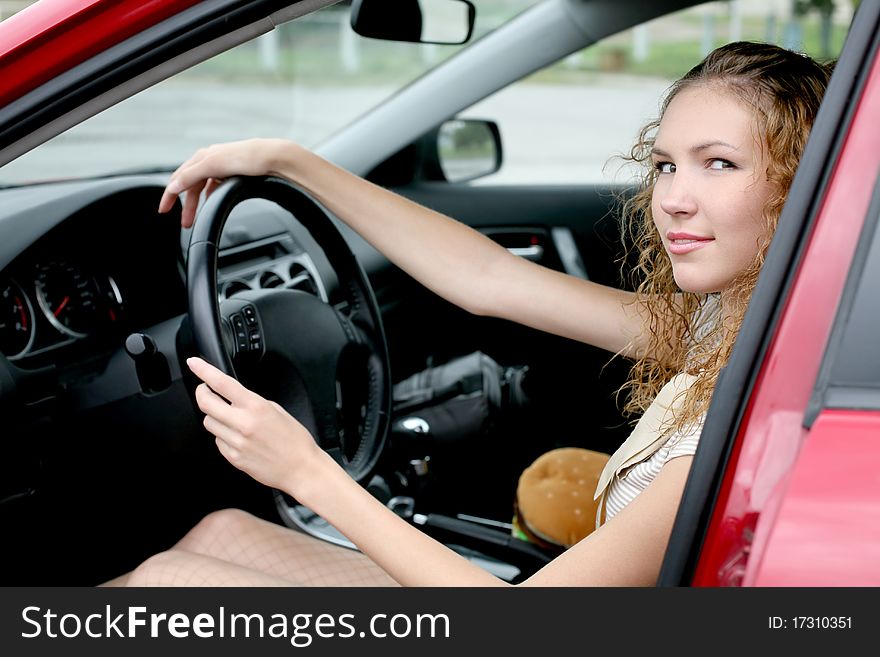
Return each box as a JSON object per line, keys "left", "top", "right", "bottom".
{"left": 350, "top": 0, "right": 476, "bottom": 45}
{"left": 366, "top": 119, "right": 502, "bottom": 187}
{"left": 434, "top": 119, "right": 502, "bottom": 183}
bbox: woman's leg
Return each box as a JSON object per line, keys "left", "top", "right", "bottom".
{"left": 118, "top": 508, "right": 399, "bottom": 587}
{"left": 125, "top": 550, "right": 299, "bottom": 586}
{"left": 99, "top": 573, "right": 131, "bottom": 587}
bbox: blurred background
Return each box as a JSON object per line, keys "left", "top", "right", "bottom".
{"left": 0, "top": 0, "right": 855, "bottom": 186}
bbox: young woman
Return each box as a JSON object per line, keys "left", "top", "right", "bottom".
{"left": 108, "top": 42, "right": 832, "bottom": 587}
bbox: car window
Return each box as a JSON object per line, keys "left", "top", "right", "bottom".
{"left": 809, "top": 170, "right": 880, "bottom": 417}
{"left": 0, "top": 0, "right": 541, "bottom": 186}
{"left": 462, "top": 0, "right": 853, "bottom": 186}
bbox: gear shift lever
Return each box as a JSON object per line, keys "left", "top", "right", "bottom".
{"left": 391, "top": 415, "right": 434, "bottom": 498}
{"left": 395, "top": 416, "right": 430, "bottom": 434}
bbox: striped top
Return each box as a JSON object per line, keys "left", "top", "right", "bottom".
{"left": 603, "top": 416, "right": 704, "bottom": 522}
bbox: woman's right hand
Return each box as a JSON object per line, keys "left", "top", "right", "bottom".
{"left": 158, "top": 138, "right": 296, "bottom": 228}
{"left": 186, "top": 356, "right": 332, "bottom": 501}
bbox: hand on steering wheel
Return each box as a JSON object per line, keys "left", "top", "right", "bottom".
{"left": 177, "top": 173, "right": 391, "bottom": 485}
{"left": 187, "top": 356, "right": 323, "bottom": 495}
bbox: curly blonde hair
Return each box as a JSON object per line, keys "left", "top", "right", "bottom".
{"left": 618, "top": 42, "right": 833, "bottom": 436}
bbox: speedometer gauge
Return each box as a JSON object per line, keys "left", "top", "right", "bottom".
{"left": 0, "top": 279, "right": 35, "bottom": 359}
{"left": 35, "top": 261, "right": 101, "bottom": 338}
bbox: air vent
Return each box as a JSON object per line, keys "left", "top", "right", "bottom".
{"left": 222, "top": 280, "right": 251, "bottom": 299}
{"left": 288, "top": 276, "right": 317, "bottom": 295}
{"left": 260, "top": 271, "right": 284, "bottom": 289}
{"left": 287, "top": 263, "right": 317, "bottom": 295}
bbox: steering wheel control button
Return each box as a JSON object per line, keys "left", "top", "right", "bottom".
{"left": 248, "top": 330, "right": 262, "bottom": 351}
{"left": 231, "top": 314, "right": 249, "bottom": 352}
{"left": 242, "top": 305, "right": 258, "bottom": 326}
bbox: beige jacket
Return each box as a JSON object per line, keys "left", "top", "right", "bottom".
{"left": 593, "top": 372, "right": 698, "bottom": 528}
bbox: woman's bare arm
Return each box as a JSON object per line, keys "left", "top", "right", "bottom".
{"left": 297, "top": 450, "right": 691, "bottom": 587}
{"left": 162, "top": 139, "right": 646, "bottom": 357}
{"left": 296, "top": 442, "right": 692, "bottom": 587}
{"left": 188, "top": 356, "right": 691, "bottom": 587}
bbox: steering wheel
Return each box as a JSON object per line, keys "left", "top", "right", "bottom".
{"left": 186, "top": 176, "right": 391, "bottom": 484}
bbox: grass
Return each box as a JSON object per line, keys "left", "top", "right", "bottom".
{"left": 528, "top": 15, "right": 848, "bottom": 84}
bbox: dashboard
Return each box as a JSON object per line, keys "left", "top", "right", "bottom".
{"left": 0, "top": 171, "right": 610, "bottom": 587}
{"left": 0, "top": 178, "right": 345, "bottom": 376}
{"left": 0, "top": 175, "right": 348, "bottom": 578}
{"left": 0, "top": 181, "right": 186, "bottom": 371}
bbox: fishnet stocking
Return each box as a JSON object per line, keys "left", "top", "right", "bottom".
{"left": 125, "top": 509, "right": 399, "bottom": 587}
{"left": 126, "top": 550, "right": 302, "bottom": 586}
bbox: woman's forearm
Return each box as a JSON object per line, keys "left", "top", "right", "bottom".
{"left": 269, "top": 141, "right": 511, "bottom": 317}
{"left": 291, "top": 450, "right": 509, "bottom": 587}
{"left": 270, "top": 143, "right": 648, "bottom": 355}
{"left": 164, "top": 138, "right": 646, "bottom": 354}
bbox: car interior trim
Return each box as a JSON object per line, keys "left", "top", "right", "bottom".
{"left": 0, "top": 176, "right": 167, "bottom": 273}
{"left": 551, "top": 227, "right": 589, "bottom": 280}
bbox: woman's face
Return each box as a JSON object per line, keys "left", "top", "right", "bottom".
{"left": 651, "top": 85, "right": 775, "bottom": 294}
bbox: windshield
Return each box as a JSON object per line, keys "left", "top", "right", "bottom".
{"left": 0, "top": 0, "right": 540, "bottom": 186}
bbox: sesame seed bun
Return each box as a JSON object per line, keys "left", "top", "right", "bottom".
{"left": 514, "top": 447, "right": 610, "bottom": 547}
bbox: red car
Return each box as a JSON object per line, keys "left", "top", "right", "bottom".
{"left": 0, "top": 0, "right": 877, "bottom": 588}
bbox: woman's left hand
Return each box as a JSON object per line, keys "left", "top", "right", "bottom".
{"left": 186, "top": 356, "right": 323, "bottom": 495}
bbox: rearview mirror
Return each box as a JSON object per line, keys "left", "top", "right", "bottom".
{"left": 350, "top": 0, "right": 476, "bottom": 45}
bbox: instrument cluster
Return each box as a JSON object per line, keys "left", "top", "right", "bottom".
{"left": 1, "top": 260, "right": 125, "bottom": 362}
